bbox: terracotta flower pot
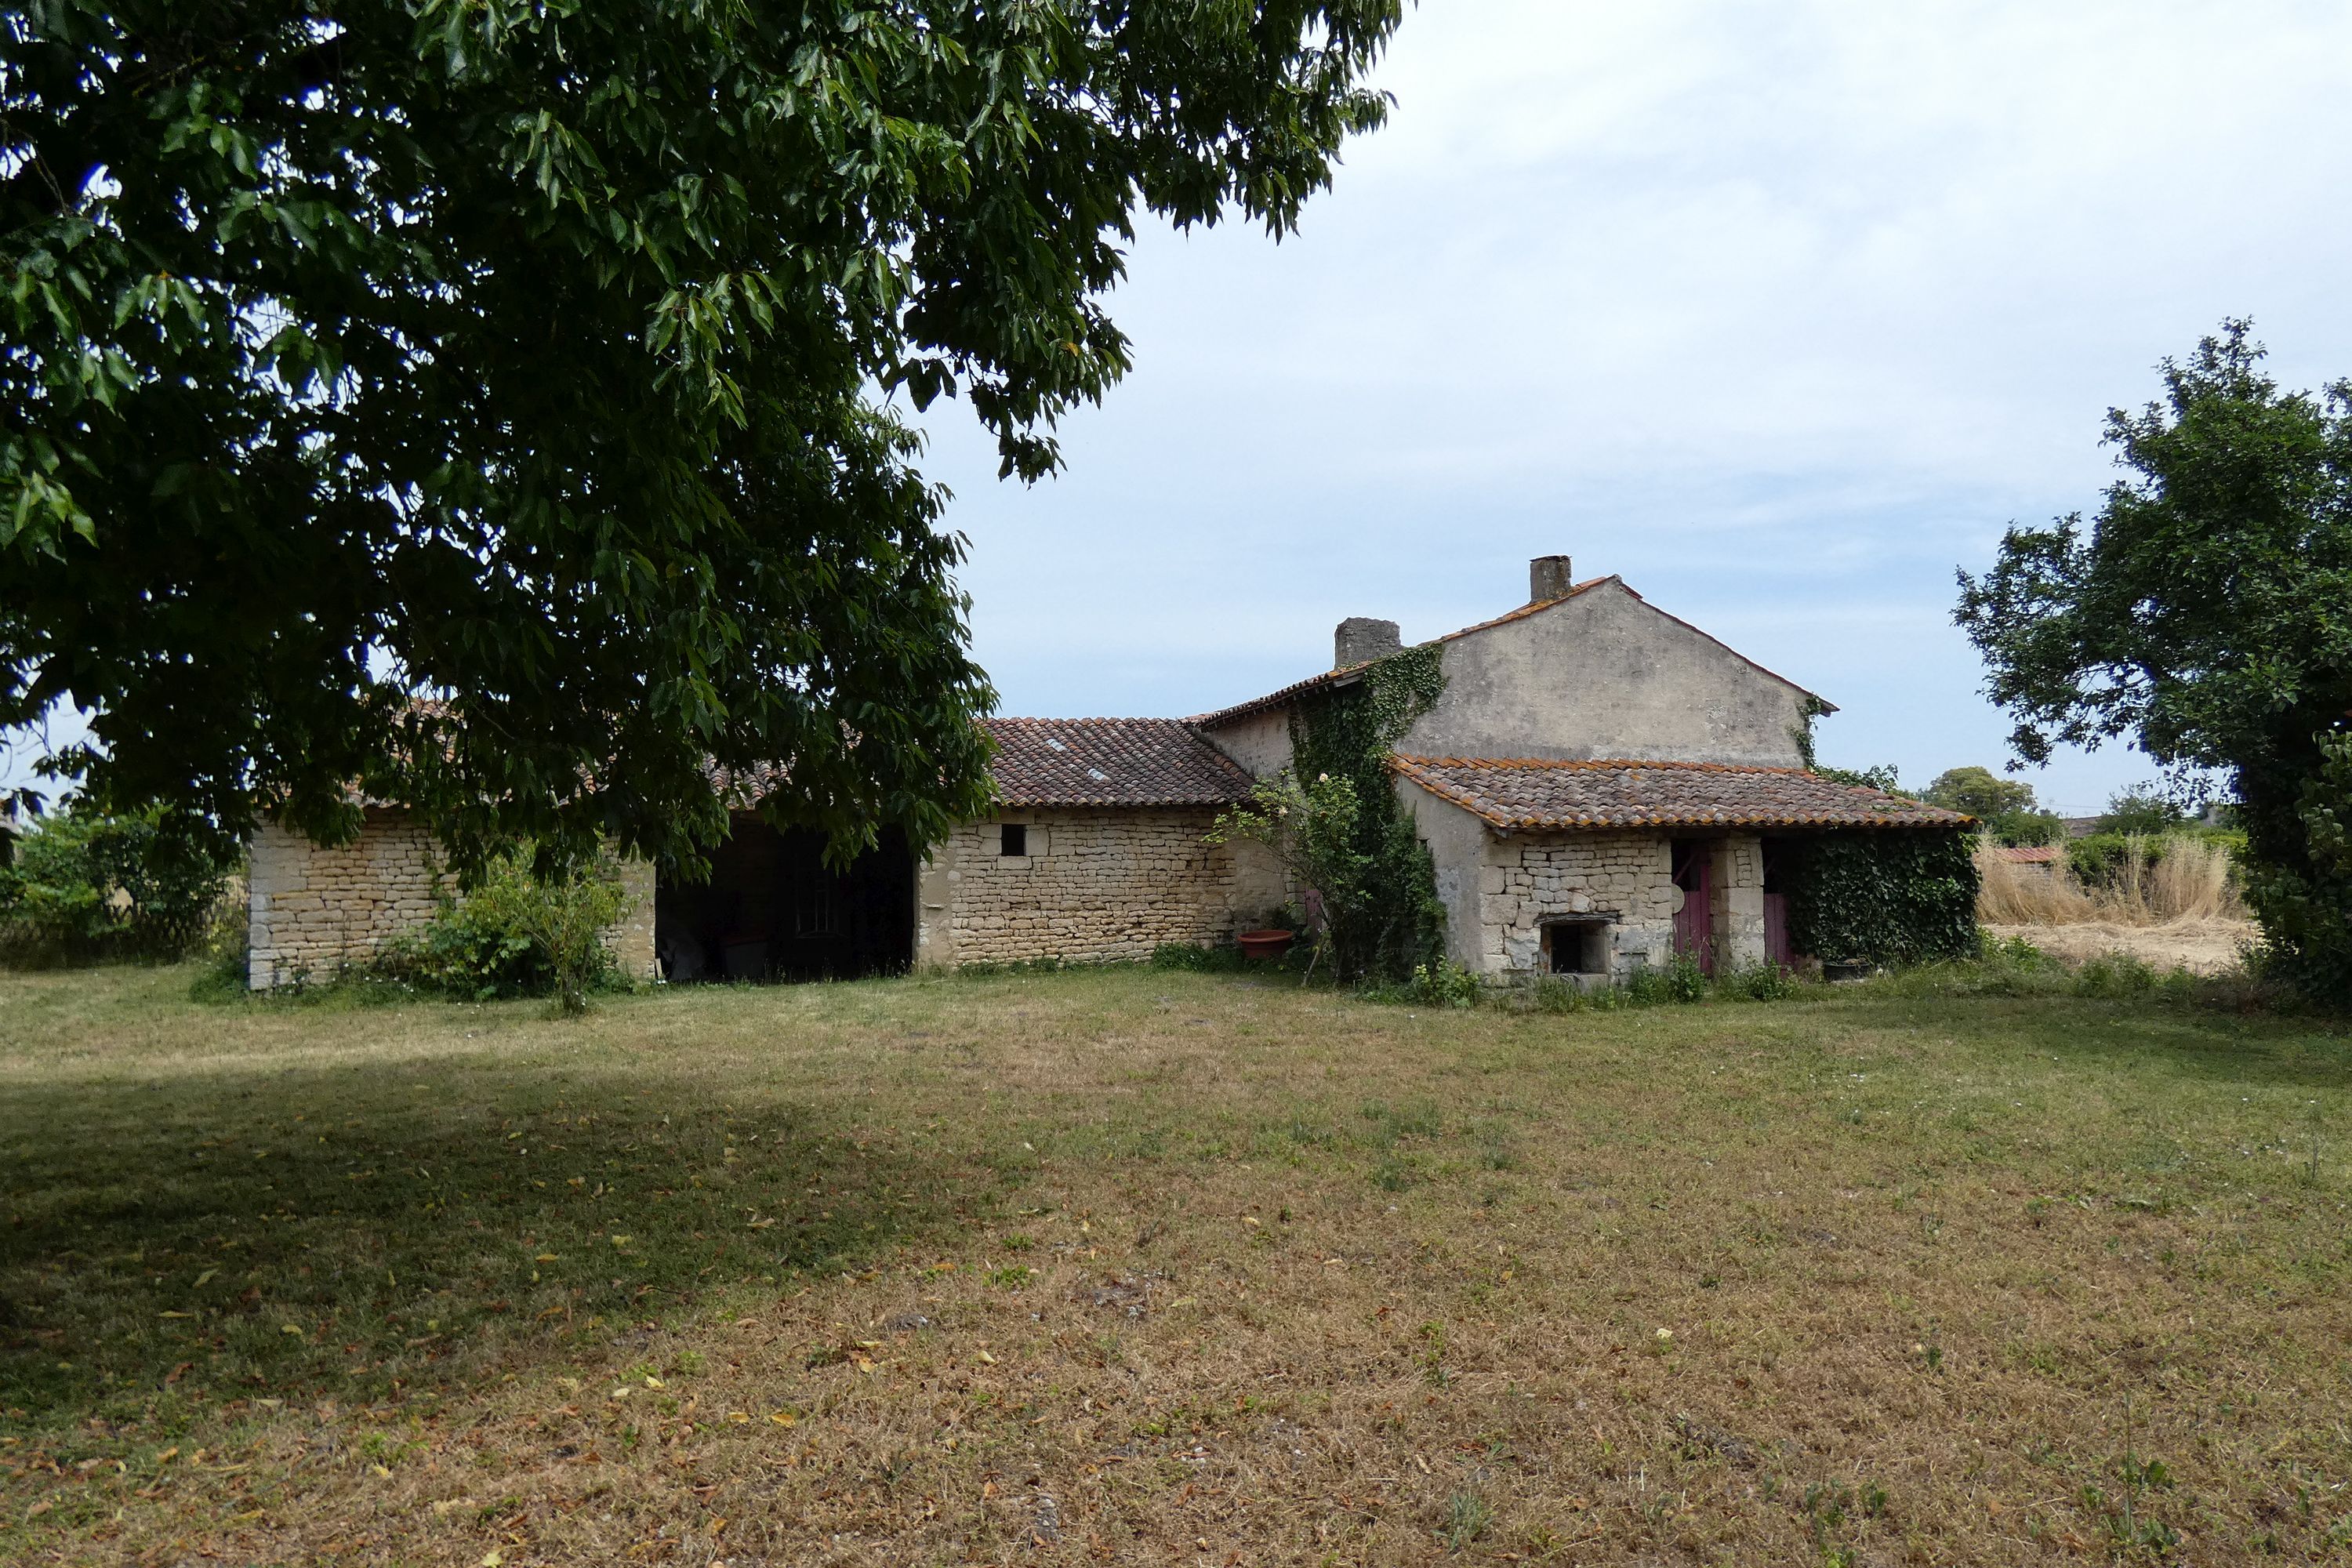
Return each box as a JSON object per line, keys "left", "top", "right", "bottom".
{"left": 1236, "top": 928, "right": 1297, "bottom": 960}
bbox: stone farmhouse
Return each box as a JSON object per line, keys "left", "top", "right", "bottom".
{"left": 245, "top": 556, "right": 1964, "bottom": 989}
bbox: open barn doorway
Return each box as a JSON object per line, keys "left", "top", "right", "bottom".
{"left": 654, "top": 815, "right": 914, "bottom": 983}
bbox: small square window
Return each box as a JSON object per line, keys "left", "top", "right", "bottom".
{"left": 1546, "top": 920, "right": 1610, "bottom": 975}
{"left": 1000, "top": 823, "right": 1028, "bottom": 857}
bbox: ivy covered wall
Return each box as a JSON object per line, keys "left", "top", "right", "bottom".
{"left": 1784, "top": 828, "right": 1978, "bottom": 967}
{"left": 1287, "top": 644, "right": 1450, "bottom": 980}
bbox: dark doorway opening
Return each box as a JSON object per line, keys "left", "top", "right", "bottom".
{"left": 655, "top": 816, "right": 915, "bottom": 983}
{"left": 1759, "top": 837, "right": 1797, "bottom": 968}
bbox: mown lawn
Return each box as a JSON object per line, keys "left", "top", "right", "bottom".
{"left": 2, "top": 964, "right": 2350, "bottom": 1565}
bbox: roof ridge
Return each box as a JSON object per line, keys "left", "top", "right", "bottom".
{"left": 1189, "top": 577, "right": 1618, "bottom": 728}
{"left": 1391, "top": 754, "right": 1813, "bottom": 776}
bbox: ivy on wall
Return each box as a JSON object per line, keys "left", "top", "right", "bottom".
{"left": 1784, "top": 828, "right": 1979, "bottom": 967}
{"left": 1287, "top": 643, "right": 1449, "bottom": 980}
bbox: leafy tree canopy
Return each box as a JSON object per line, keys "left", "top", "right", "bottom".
{"left": 1921, "top": 766, "right": 2038, "bottom": 821}
{"left": 0, "top": 0, "right": 1403, "bottom": 874}
{"left": 1957, "top": 322, "right": 2352, "bottom": 998}
{"left": 2097, "top": 786, "right": 2191, "bottom": 836}
{"left": 1921, "top": 765, "right": 2061, "bottom": 846}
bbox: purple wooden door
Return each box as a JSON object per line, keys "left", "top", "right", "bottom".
{"left": 1763, "top": 891, "right": 1791, "bottom": 969}
{"left": 1671, "top": 846, "right": 1714, "bottom": 975}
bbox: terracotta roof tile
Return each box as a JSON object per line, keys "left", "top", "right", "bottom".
{"left": 983, "top": 718, "right": 1254, "bottom": 808}
{"left": 1389, "top": 755, "right": 1969, "bottom": 832}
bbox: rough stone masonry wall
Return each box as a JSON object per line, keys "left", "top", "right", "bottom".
{"left": 1478, "top": 831, "right": 1678, "bottom": 979}
{"left": 246, "top": 808, "right": 656, "bottom": 989}
{"left": 921, "top": 808, "right": 1284, "bottom": 967}
{"left": 1472, "top": 829, "right": 1767, "bottom": 980}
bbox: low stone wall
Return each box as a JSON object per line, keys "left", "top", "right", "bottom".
{"left": 918, "top": 808, "right": 1283, "bottom": 967}
{"left": 246, "top": 809, "right": 657, "bottom": 989}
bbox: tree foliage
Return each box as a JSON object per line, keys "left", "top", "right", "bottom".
{"left": 1921, "top": 766, "right": 2062, "bottom": 846}
{"left": 1957, "top": 322, "right": 2352, "bottom": 999}
{"left": 1921, "top": 766, "right": 2035, "bottom": 821}
{"left": 0, "top": 0, "right": 1404, "bottom": 874}
{"left": 0, "top": 803, "right": 238, "bottom": 962}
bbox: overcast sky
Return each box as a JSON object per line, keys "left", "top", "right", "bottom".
{"left": 916, "top": 0, "right": 2352, "bottom": 815}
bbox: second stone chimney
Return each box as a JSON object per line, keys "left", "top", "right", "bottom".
{"left": 1334, "top": 616, "right": 1402, "bottom": 669}
{"left": 1530, "top": 554, "right": 1575, "bottom": 603}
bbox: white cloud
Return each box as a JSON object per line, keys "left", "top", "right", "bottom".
{"left": 926, "top": 0, "right": 2352, "bottom": 814}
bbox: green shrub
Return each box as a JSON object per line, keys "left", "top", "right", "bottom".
{"left": 1627, "top": 951, "right": 1709, "bottom": 1004}
{"left": 1402, "top": 960, "right": 1480, "bottom": 1009}
{"left": 0, "top": 804, "right": 238, "bottom": 964}
{"left": 1988, "top": 808, "right": 2066, "bottom": 847}
{"left": 375, "top": 851, "right": 633, "bottom": 1011}
{"left": 1715, "top": 960, "right": 1802, "bottom": 1001}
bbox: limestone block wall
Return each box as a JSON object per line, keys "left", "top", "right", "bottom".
{"left": 1452, "top": 828, "right": 1769, "bottom": 980}
{"left": 917, "top": 808, "right": 1285, "bottom": 967}
{"left": 1474, "top": 831, "right": 1679, "bottom": 979}
{"left": 246, "top": 808, "right": 658, "bottom": 989}
{"left": 1706, "top": 834, "right": 1768, "bottom": 970}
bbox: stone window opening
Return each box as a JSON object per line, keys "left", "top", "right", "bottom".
{"left": 1543, "top": 917, "right": 1611, "bottom": 977}
{"left": 1000, "top": 823, "right": 1028, "bottom": 857}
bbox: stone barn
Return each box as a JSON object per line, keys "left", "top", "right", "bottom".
{"left": 245, "top": 555, "right": 1964, "bottom": 988}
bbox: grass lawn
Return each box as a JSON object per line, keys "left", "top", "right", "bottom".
{"left": 3, "top": 964, "right": 2350, "bottom": 1565}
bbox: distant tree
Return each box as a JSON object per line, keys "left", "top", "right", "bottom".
{"left": 0, "top": 0, "right": 1406, "bottom": 876}
{"left": 1957, "top": 322, "right": 2352, "bottom": 1000}
{"left": 1922, "top": 767, "right": 2038, "bottom": 821}
{"left": 1921, "top": 766, "right": 2061, "bottom": 847}
{"left": 1817, "top": 763, "right": 1906, "bottom": 794}
{"left": 2097, "top": 786, "right": 2192, "bottom": 836}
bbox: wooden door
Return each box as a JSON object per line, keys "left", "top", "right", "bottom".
{"left": 1671, "top": 841, "right": 1714, "bottom": 975}
{"left": 1763, "top": 891, "right": 1791, "bottom": 969}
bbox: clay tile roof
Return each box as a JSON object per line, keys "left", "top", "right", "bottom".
{"left": 983, "top": 718, "right": 1255, "bottom": 808}
{"left": 1388, "top": 756, "right": 1970, "bottom": 832}
{"left": 1991, "top": 844, "right": 2061, "bottom": 863}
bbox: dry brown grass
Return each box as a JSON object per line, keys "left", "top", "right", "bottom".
{"left": 1982, "top": 919, "right": 2260, "bottom": 976}
{"left": 1976, "top": 836, "right": 2243, "bottom": 927}
{"left": 5, "top": 964, "right": 2352, "bottom": 1565}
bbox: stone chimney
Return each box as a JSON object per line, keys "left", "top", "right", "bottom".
{"left": 1334, "top": 616, "right": 1402, "bottom": 669}
{"left": 1530, "top": 554, "right": 1575, "bottom": 603}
